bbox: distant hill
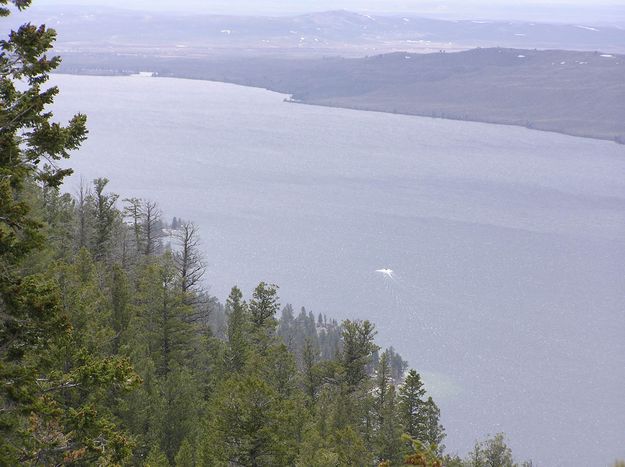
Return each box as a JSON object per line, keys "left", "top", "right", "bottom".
{"left": 15, "top": 7, "right": 625, "bottom": 55}
{"left": 59, "top": 47, "right": 625, "bottom": 143}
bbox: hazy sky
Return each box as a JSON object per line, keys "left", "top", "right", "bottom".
{"left": 36, "top": 0, "right": 625, "bottom": 11}
{"left": 32, "top": 0, "right": 625, "bottom": 23}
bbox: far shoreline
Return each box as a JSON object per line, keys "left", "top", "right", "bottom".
{"left": 53, "top": 70, "right": 625, "bottom": 146}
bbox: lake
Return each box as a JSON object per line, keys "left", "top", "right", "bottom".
{"left": 51, "top": 74, "right": 625, "bottom": 466}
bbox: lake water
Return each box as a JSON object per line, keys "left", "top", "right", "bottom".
{"left": 52, "top": 74, "right": 625, "bottom": 466}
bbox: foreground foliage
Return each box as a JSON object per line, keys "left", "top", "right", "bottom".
{"left": 1, "top": 1, "right": 140, "bottom": 463}
{"left": 0, "top": 2, "right": 535, "bottom": 465}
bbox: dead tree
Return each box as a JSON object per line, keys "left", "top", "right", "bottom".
{"left": 143, "top": 200, "right": 162, "bottom": 256}
{"left": 174, "top": 221, "right": 206, "bottom": 294}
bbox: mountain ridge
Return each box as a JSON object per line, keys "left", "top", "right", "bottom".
{"left": 15, "top": 7, "right": 625, "bottom": 55}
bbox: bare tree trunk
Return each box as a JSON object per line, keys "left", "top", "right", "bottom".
{"left": 123, "top": 197, "right": 143, "bottom": 257}
{"left": 174, "top": 221, "right": 205, "bottom": 294}
{"left": 143, "top": 200, "right": 161, "bottom": 256}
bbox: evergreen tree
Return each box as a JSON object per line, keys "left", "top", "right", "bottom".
{"left": 75, "top": 180, "right": 94, "bottom": 251}
{"left": 225, "top": 285, "right": 250, "bottom": 373}
{"left": 55, "top": 248, "right": 114, "bottom": 354}
{"left": 175, "top": 438, "right": 195, "bottom": 467}
{"left": 110, "top": 262, "right": 131, "bottom": 353}
{"left": 123, "top": 197, "right": 144, "bottom": 257}
{"left": 398, "top": 369, "right": 427, "bottom": 439}
{"left": 278, "top": 303, "right": 296, "bottom": 351}
{"left": 250, "top": 282, "right": 280, "bottom": 329}
{"left": 40, "top": 184, "right": 75, "bottom": 259}
{"left": 249, "top": 281, "right": 280, "bottom": 351}
{"left": 0, "top": 3, "right": 138, "bottom": 463}
{"left": 145, "top": 445, "right": 170, "bottom": 467}
{"left": 423, "top": 396, "right": 445, "bottom": 453}
{"left": 385, "top": 346, "right": 409, "bottom": 382}
{"left": 301, "top": 336, "right": 321, "bottom": 407}
{"left": 173, "top": 220, "right": 205, "bottom": 296}
{"left": 334, "top": 426, "right": 369, "bottom": 466}
{"left": 133, "top": 254, "right": 196, "bottom": 376}
{"left": 161, "top": 367, "right": 202, "bottom": 462}
{"left": 90, "top": 177, "right": 119, "bottom": 261}
{"left": 143, "top": 200, "right": 162, "bottom": 256}
{"left": 377, "top": 389, "right": 404, "bottom": 464}
{"left": 0, "top": 4, "right": 526, "bottom": 465}
{"left": 340, "top": 320, "right": 378, "bottom": 391}
{"left": 119, "top": 358, "right": 164, "bottom": 461}
{"left": 295, "top": 424, "right": 340, "bottom": 467}
{"left": 374, "top": 351, "right": 403, "bottom": 465}
{"left": 204, "top": 371, "right": 301, "bottom": 466}
{"left": 375, "top": 350, "right": 392, "bottom": 426}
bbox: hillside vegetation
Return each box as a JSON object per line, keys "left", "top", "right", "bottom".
{"left": 0, "top": 2, "right": 538, "bottom": 466}
{"left": 59, "top": 47, "right": 625, "bottom": 143}
{"left": 3, "top": 2, "right": 624, "bottom": 466}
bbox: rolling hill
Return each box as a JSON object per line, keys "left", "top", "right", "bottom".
{"left": 59, "top": 47, "right": 625, "bottom": 143}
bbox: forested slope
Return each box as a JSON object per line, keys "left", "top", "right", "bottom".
{"left": 0, "top": 4, "right": 450, "bottom": 464}
{"left": 0, "top": 2, "right": 596, "bottom": 466}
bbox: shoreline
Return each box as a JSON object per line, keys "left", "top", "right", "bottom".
{"left": 285, "top": 98, "right": 625, "bottom": 146}
{"left": 54, "top": 71, "right": 625, "bottom": 146}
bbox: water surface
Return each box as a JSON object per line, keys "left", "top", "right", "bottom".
{"left": 52, "top": 74, "right": 625, "bottom": 466}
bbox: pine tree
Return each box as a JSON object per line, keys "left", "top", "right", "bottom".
{"left": 398, "top": 369, "right": 427, "bottom": 440}
{"left": 133, "top": 254, "right": 196, "bottom": 376}
{"left": 123, "top": 197, "right": 144, "bottom": 256}
{"left": 249, "top": 282, "right": 280, "bottom": 329}
{"left": 40, "top": 184, "right": 75, "bottom": 259}
{"left": 174, "top": 438, "right": 195, "bottom": 467}
{"left": 334, "top": 425, "right": 370, "bottom": 466}
{"left": 76, "top": 180, "right": 94, "bottom": 250}
{"left": 55, "top": 248, "right": 114, "bottom": 354}
{"left": 373, "top": 351, "right": 403, "bottom": 464}
{"left": 249, "top": 282, "right": 280, "bottom": 351}
{"left": 0, "top": 3, "right": 138, "bottom": 463}
{"left": 145, "top": 445, "right": 170, "bottom": 467}
{"left": 118, "top": 358, "right": 164, "bottom": 462}
{"left": 376, "top": 385, "right": 403, "bottom": 465}
{"left": 301, "top": 336, "right": 321, "bottom": 407}
{"left": 295, "top": 424, "right": 340, "bottom": 466}
{"left": 340, "top": 320, "right": 378, "bottom": 391}
{"left": 173, "top": 220, "right": 205, "bottom": 296}
{"left": 143, "top": 200, "right": 162, "bottom": 256}
{"left": 90, "top": 177, "right": 119, "bottom": 261}
{"left": 375, "top": 350, "right": 392, "bottom": 425}
{"left": 110, "top": 262, "right": 131, "bottom": 353}
{"left": 423, "top": 396, "right": 445, "bottom": 453}
{"left": 277, "top": 303, "right": 296, "bottom": 351}
{"left": 161, "top": 367, "right": 202, "bottom": 462}
{"left": 225, "top": 285, "right": 250, "bottom": 373}
{"left": 385, "top": 346, "right": 408, "bottom": 382}
{"left": 204, "top": 371, "right": 301, "bottom": 466}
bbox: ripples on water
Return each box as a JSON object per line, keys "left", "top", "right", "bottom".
{"left": 52, "top": 74, "right": 625, "bottom": 466}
